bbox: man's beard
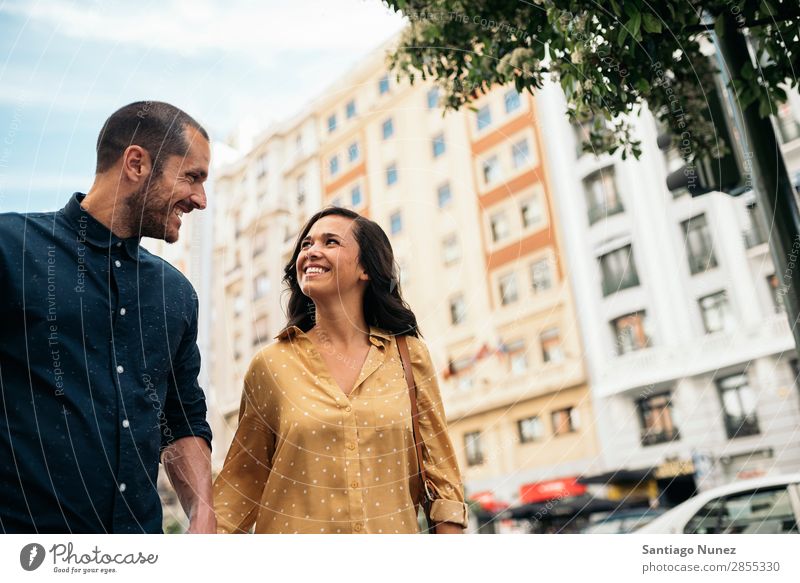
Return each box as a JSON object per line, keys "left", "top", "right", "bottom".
{"left": 125, "top": 179, "right": 179, "bottom": 243}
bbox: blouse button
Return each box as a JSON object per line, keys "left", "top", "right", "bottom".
{"left": 353, "top": 523, "right": 362, "bottom": 532}
{"left": 345, "top": 406, "right": 352, "bottom": 412}
{"left": 346, "top": 443, "right": 355, "bottom": 451}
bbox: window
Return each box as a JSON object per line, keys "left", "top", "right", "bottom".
{"left": 551, "top": 407, "right": 579, "bottom": 435}
{"left": 521, "top": 195, "right": 542, "bottom": 229}
{"left": 426, "top": 87, "right": 439, "bottom": 109}
{"left": 253, "top": 273, "right": 270, "bottom": 300}
{"left": 685, "top": 488, "right": 798, "bottom": 534}
{"left": 518, "top": 415, "right": 542, "bottom": 443}
{"left": 482, "top": 155, "right": 501, "bottom": 185}
{"left": 611, "top": 311, "right": 651, "bottom": 355}
{"left": 378, "top": 74, "right": 390, "bottom": 95}
{"left": 296, "top": 174, "right": 307, "bottom": 206}
{"left": 389, "top": 211, "right": 402, "bottom": 235}
{"left": 490, "top": 211, "right": 510, "bottom": 243}
{"left": 351, "top": 185, "right": 363, "bottom": 208}
{"left": 699, "top": 290, "right": 734, "bottom": 334}
{"left": 476, "top": 105, "right": 492, "bottom": 130}
{"left": 541, "top": 328, "right": 564, "bottom": 363}
{"left": 327, "top": 114, "right": 337, "bottom": 133}
{"left": 573, "top": 119, "right": 592, "bottom": 157}
{"left": 636, "top": 393, "right": 679, "bottom": 446}
{"left": 442, "top": 234, "right": 460, "bottom": 266}
{"left": 511, "top": 139, "right": 530, "bottom": 169}
{"left": 506, "top": 339, "right": 528, "bottom": 375}
{"left": 256, "top": 154, "right": 268, "bottom": 178}
{"left": 464, "top": 432, "right": 484, "bottom": 466}
{"left": 253, "top": 230, "right": 267, "bottom": 257}
{"left": 437, "top": 183, "right": 452, "bottom": 208}
{"left": 768, "top": 274, "right": 786, "bottom": 313}
{"left": 499, "top": 272, "right": 519, "bottom": 305}
{"left": 776, "top": 102, "right": 800, "bottom": 144}
{"left": 743, "top": 202, "right": 767, "bottom": 248}
{"left": 530, "top": 258, "right": 553, "bottom": 293}
{"left": 253, "top": 316, "right": 270, "bottom": 347}
{"left": 386, "top": 164, "right": 398, "bottom": 186}
{"left": 682, "top": 214, "right": 718, "bottom": 274}
{"left": 584, "top": 166, "right": 623, "bottom": 224}
{"left": 348, "top": 142, "right": 359, "bottom": 162}
{"left": 233, "top": 294, "right": 245, "bottom": 316}
{"left": 432, "top": 133, "right": 446, "bottom": 157}
{"left": 346, "top": 99, "right": 356, "bottom": 119}
{"left": 450, "top": 294, "right": 467, "bottom": 325}
{"left": 504, "top": 89, "right": 521, "bottom": 113}
{"left": 717, "top": 373, "right": 760, "bottom": 439}
{"left": 599, "top": 245, "right": 640, "bottom": 296}
{"left": 329, "top": 155, "right": 339, "bottom": 176}
{"left": 382, "top": 118, "right": 394, "bottom": 139}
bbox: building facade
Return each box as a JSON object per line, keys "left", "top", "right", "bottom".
{"left": 537, "top": 81, "right": 800, "bottom": 508}
{"left": 206, "top": 45, "right": 600, "bottom": 517}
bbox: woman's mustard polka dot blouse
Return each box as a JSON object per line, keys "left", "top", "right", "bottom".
{"left": 213, "top": 326, "right": 468, "bottom": 533}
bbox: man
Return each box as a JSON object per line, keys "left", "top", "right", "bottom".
{"left": 0, "top": 101, "right": 215, "bottom": 533}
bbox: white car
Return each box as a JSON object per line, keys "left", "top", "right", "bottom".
{"left": 637, "top": 473, "right": 800, "bottom": 534}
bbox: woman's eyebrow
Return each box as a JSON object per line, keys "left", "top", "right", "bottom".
{"left": 304, "top": 232, "right": 341, "bottom": 240}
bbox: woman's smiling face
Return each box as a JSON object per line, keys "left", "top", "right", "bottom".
{"left": 296, "top": 215, "right": 368, "bottom": 299}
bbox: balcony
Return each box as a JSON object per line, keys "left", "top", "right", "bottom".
{"left": 640, "top": 427, "right": 680, "bottom": 447}
{"left": 601, "top": 272, "right": 640, "bottom": 296}
{"left": 724, "top": 415, "right": 760, "bottom": 439}
{"left": 588, "top": 200, "right": 624, "bottom": 225}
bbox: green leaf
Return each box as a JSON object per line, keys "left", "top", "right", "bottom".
{"left": 758, "top": 96, "right": 774, "bottom": 117}
{"left": 642, "top": 13, "right": 662, "bottom": 34}
{"left": 636, "top": 78, "right": 651, "bottom": 94}
{"left": 714, "top": 16, "right": 725, "bottom": 39}
{"left": 627, "top": 12, "right": 642, "bottom": 41}
{"left": 624, "top": 3, "right": 639, "bottom": 19}
{"left": 617, "top": 25, "right": 628, "bottom": 47}
{"left": 609, "top": 0, "right": 622, "bottom": 17}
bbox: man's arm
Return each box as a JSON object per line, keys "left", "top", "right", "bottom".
{"left": 162, "top": 436, "right": 215, "bottom": 534}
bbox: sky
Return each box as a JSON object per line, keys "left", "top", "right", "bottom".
{"left": 0, "top": 0, "right": 405, "bottom": 213}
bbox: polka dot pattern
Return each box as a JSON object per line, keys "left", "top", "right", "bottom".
{"left": 213, "top": 327, "right": 468, "bottom": 533}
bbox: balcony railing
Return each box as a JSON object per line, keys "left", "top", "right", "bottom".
{"left": 724, "top": 415, "right": 760, "bottom": 439}
{"left": 641, "top": 427, "right": 680, "bottom": 447}
{"left": 602, "top": 272, "right": 640, "bottom": 296}
{"left": 588, "top": 200, "right": 625, "bottom": 225}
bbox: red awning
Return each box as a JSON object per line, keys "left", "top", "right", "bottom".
{"left": 469, "top": 490, "right": 510, "bottom": 513}
{"left": 519, "top": 477, "right": 587, "bottom": 504}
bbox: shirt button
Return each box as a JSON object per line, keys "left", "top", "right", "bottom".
{"left": 347, "top": 443, "right": 355, "bottom": 451}
{"left": 345, "top": 406, "right": 352, "bottom": 412}
{"left": 116, "top": 242, "right": 122, "bottom": 248}
{"left": 120, "top": 308, "right": 127, "bottom": 316}
{"left": 119, "top": 483, "right": 127, "bottom": 493}
{"left": 116, "top": 365, "right": 124, "bottom": 374}
{"left": 122, "top": 419, "right": 130, "bottom": 428}
{"left": 353, "top": 523, "right": 362, "bottom": 532}
{"left": 351, "top": 481, "right": 359, "bottom": 489}
{"left": 114, "top": 260, "right": 122, "bottom": 268}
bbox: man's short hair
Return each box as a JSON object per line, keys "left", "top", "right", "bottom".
{"left": 95, "top": 101, "right": 209, "bottom": 176}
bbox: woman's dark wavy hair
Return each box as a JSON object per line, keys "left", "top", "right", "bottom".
{"left": 282, "top": 206, "right": 420, "bottom": 337}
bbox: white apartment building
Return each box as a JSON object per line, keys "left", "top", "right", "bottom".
{"left": 538, "top": 81, "right": 800, "bottom": 506}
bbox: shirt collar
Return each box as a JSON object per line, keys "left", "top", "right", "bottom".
{"left": 276, "top": 325, "right": 393, "bottom": 348}
{"left": 62, "top": 192, "right": 141, "bottom": 259}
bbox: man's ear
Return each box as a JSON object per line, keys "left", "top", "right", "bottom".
{"left": 120, "top": 145, "right": 152, "bottom": 183}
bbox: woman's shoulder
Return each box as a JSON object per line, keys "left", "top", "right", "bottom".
{"left": 398, "top": 334, "right": 432, "bottom": 364}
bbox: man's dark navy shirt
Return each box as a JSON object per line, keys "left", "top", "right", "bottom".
{"left": 0, "top": 193, "right": 212, "bottom": 533}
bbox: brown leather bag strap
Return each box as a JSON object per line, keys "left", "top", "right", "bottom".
{"left": 396, "top": 335, "right": 431, "bottom": 502}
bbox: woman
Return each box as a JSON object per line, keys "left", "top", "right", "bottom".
{"left": 214, "top": 207, "right": 468, "bottom": 534}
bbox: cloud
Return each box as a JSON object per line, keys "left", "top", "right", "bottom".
{"left": 1, "top": 0, "right": 406, "bottom": 57}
